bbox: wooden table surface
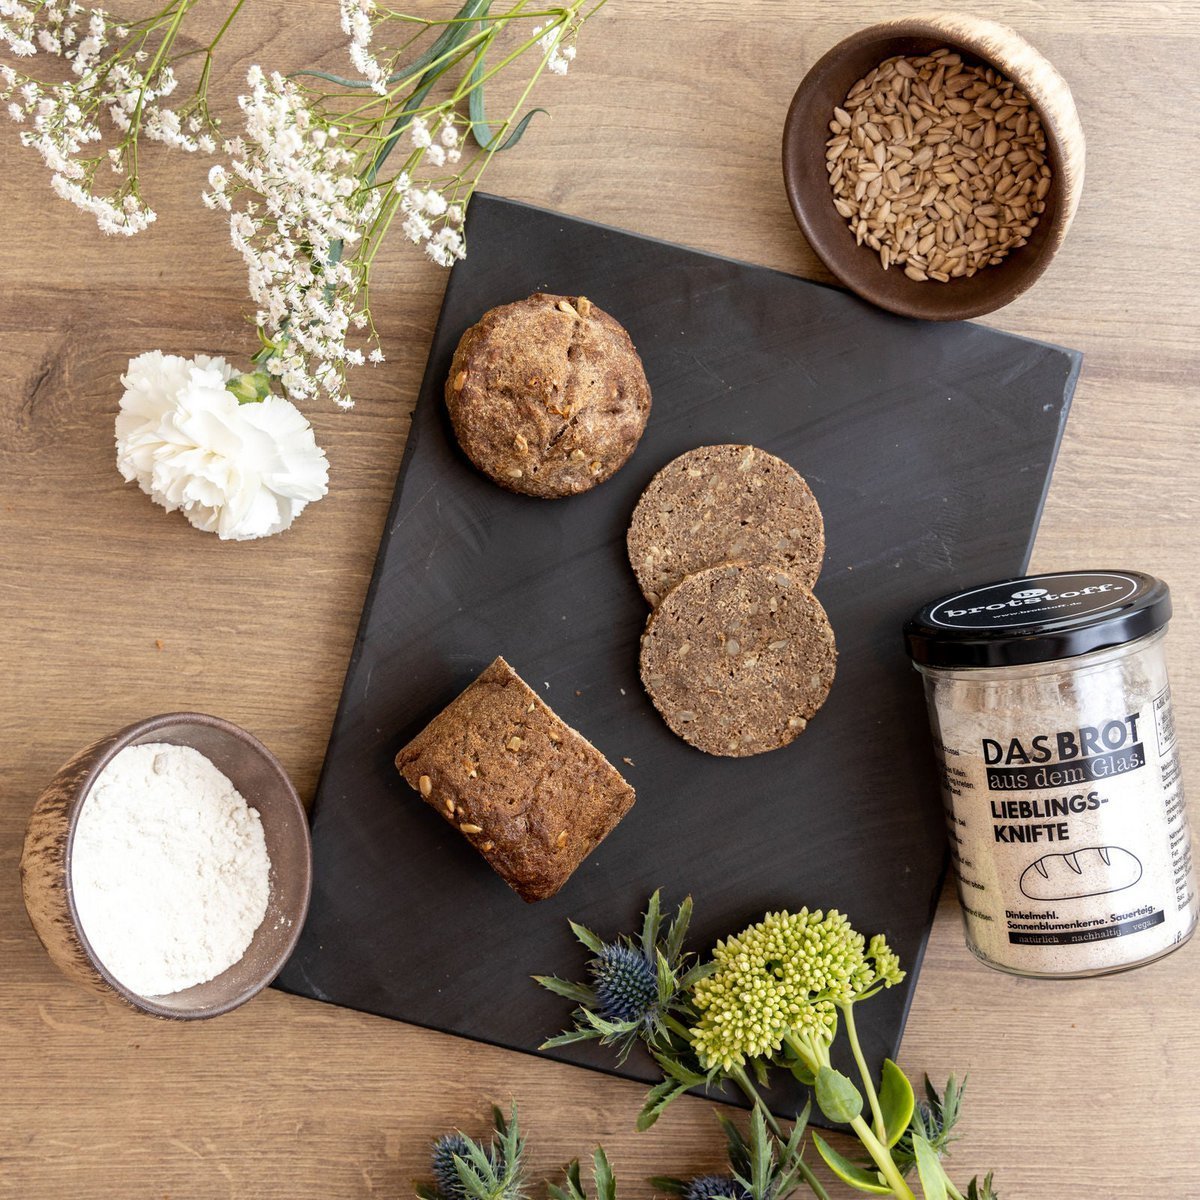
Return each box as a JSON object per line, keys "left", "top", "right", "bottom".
{"left": 2, "top": 1, "right": 1198, "bottom": 1195}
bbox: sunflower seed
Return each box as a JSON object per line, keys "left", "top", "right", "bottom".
{"left": 824, "top": 50, "right": 1052, "bottom": 284}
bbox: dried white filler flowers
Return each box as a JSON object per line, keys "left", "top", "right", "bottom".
{"left": 115, "top": 350, "right": 329, "bottom": 540}
{"left": 3, "top": 0, "right": 597, "bottom": 409}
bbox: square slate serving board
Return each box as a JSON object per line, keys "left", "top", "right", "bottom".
{"left": 277, "top": 193, "right": 1080, "bottom": 1117}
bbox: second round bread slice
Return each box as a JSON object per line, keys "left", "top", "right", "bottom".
{"left": 639, "top": 562, "right": 837, "bottom": 757}
{"left": 627, "top": 444, "right": 825, "bottom": 604}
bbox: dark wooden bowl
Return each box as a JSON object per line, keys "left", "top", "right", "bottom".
{"left": 21, "top": 712, "right": 311, "bottom": 1019}
{"left": 782, "top": 14, "right": 1085, "bottom": 320}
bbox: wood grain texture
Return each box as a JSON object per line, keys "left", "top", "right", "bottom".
{"left": 0, "top": 1, "right": 1197, "bottom": 1196}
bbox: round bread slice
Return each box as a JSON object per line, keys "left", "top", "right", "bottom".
{"left": 639, "top": 562, "right": 837, "bottom": 757}
{"left": 627, "top": 444, "right": 825, "bottom": 604}
{"left": 445, "top": 293, "right": 652, "bottom": 499}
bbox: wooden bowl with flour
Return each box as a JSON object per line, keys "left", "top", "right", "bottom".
{"left": 21, "top": 712, "right": 311, "bottom": 1019}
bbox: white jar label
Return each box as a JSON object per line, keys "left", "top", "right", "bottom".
{"left": 936, "top": 682, "right": 1197, "bottom": 974}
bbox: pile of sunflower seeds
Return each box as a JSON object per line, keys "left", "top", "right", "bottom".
{"left": 825, "top": 49, "right": 1053, "bottom": 282}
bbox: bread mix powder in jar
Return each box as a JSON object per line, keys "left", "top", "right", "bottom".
{"left": 904, "top": 570, "right": 1197, "bottom": 978}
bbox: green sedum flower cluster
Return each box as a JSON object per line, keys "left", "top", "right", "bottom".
{"left": 689, "top": 909, "right": 905, "bottom": 1071}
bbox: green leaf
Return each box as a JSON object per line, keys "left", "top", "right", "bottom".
{"left": 815, "top": 1066, "right": 864, "bottom": 1125}
{"left": 415, "top": 1186, "right": 441, "bottom": 1200}
{"left": 655, "top": 948, "right": 675, "bottom": 1001}
{"left": 533, "top": 975, "right": 597, "bottom": 1006}
{"left": 716, "top": 1111, "right": 749, "bottom": 1175}
{"left": 642, "top": 889, "right": 663, "bottom": 958}
{"left": 539, "top": 1029, "right": 600, "bottom": 1051}
{"left": 746, "top": 1107, "right": 773, "bottom": 1198}
{"left": 494, "top": 106, "right": 548, "bottom": 149}
{"left": 771, "top": 1103, "right": 813, "bottom": 1200}
{"left": 678, "top": 960, "right": 716, "bottom": 990}
{"left": 913, "top": 1134, "right": 949, "bottom": 1200}
{"left": 787, "top": 1097, "right": 812, "bottom": 1148}
{"left": 569, "top": 921, "right": 605, "bottom": 954}
{"left": 453, "top": 1154, "right": 492, "bottom": 1200}
{"left": 637, "top": 1079, "right": 687, "bottom": 1131}
{"left": 465, "top": 17, "right": 548, "bottom": 152}
{"left": 592, "top": 1148, "right": 616, "bottom": 1200}
{"left": 665, "top": 894, "right": 693, "bottom": 963}
{"left": 549, "top": 1159, "right": 584, "bottom": 1200}
{"left": 966, "top": 1172, "right": 1000, "bottom": 1200}
{"left": 292, "top": 1, "right": 491, "bottom": 91}
{"left": 363, "top": 4, "right": 491, "bottom": 185}
{"left": 787, "top": 1058, "right": 816, "bottom": 1087}
{"left": 580, "top": 1008, "right": 632, "bottom": 1037}
{"left": 879, "top": 1059, "right": 916, "bottom": 1148}
{"left": 647, "top": 1179, "right": 687, "bottom": 1196}
{"left": 289, "top": 67, "right": 379, "bottom": 89}
{"left": 392, "top": 0, "right": 490, "bottom": 81}
{"left": 811, "top": 1134, "right": 892, "bottom": 1195}
{"left": 650, "top": 1049, "right": 706, "bottom": 1087}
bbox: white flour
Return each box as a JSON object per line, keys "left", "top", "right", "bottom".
{"left": 71, "top": 743, "right": 271, "bottom": 996}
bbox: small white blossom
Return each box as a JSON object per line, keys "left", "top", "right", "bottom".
{"left": 409, "top": 114, "right": 431, "bottom": 149}
{"left": 532, "top": 21, "right": 578, "bottom": 75}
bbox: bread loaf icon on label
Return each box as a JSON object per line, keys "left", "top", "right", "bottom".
{"left": 1020, "top": 846, "right": 1143, "bottom": 901}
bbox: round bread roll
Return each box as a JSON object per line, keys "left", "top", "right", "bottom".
{"left": 639, "top": 562, "right": 837, "bottom": 757}
{"left": 445, "top": 293, "right": 652, "bottom": 499}
{"left": 627, "top": 444, "right": 825, "bottom": 605}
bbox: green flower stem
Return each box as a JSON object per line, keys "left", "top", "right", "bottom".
{"left": 782, "top": 1030, "right": 826, "bottom": 1077}
{"left": 849, "top": 1117, "right": 916, "bottom": 1200}
{"left": 662, "top": 1014, "right": 693, "bottom": 1041}
{"left": 781, "top": 1031, "right": 912, "bottom": 1199}
{"left": 194, "top": 0, "right": 249, "bottom": 106}
{"left": 840, "top": 1003, "right": 887, "bottom": 1145}
{"left": 128, "top": 0, "right": 193, "bottom": 181}
{"left": 728, "top": 1066, "right": 833, "bottom": 1200}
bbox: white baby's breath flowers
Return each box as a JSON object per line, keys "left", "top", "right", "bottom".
{"left": 207, "top": 67, "right": 387, "bottom": 409}
{"left": 116, "top": 351, "right": 329, "bottom": 541}
{"left": 532, "top": 21, "right": 577, "bottom": 75}
{"left": 4, "top": 0, "right": 602, "bottom": 410}
{"left": 339, "top": 0, "right": 386, "bottom": 95}
{"left": 0, "top": 0, "right": 213, "bottom": 235}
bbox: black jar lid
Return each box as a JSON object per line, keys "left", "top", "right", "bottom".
{"left": 904, "top": 570, "right": 1171, "bottom": 669}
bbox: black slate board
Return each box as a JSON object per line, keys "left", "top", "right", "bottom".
{"left": 277, "top": 194, "right": 1080, "bottom": 1117}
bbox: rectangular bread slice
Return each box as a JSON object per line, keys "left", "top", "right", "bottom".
{"left": 395, "top": 656, "right": 636, "bottom": 902}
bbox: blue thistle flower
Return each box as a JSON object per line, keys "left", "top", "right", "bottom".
{"left": 536, "top": 892, "right": 697, "bottom": 1069}
{"left": 684, "top": 1175, "right": 750, "bottom": 1200}
{"left": 590, "top": 943, "right": 658, "bottom": 1023}
{"left": 432, "top": 1133, "right": 477, "bottom": 1200}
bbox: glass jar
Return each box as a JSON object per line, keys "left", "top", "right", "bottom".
{"left": 904, "top": 570, "right": 1197, "bottom": 978}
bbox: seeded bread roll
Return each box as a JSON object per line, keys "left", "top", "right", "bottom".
{"left": 639, "top": 563, "right": 837, "bottom": 757}
{"left": 445, "top": 293, "right": 652, "bottom": 498}
{"left": 627, "top": 444, "right": 825, "bottom": 605}
{"left": 395, "top": 656, "right": 636, "bottom": 902}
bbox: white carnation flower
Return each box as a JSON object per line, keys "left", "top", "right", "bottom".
{"left": 116, "top": 350, "right": 329, "bottom": 541}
